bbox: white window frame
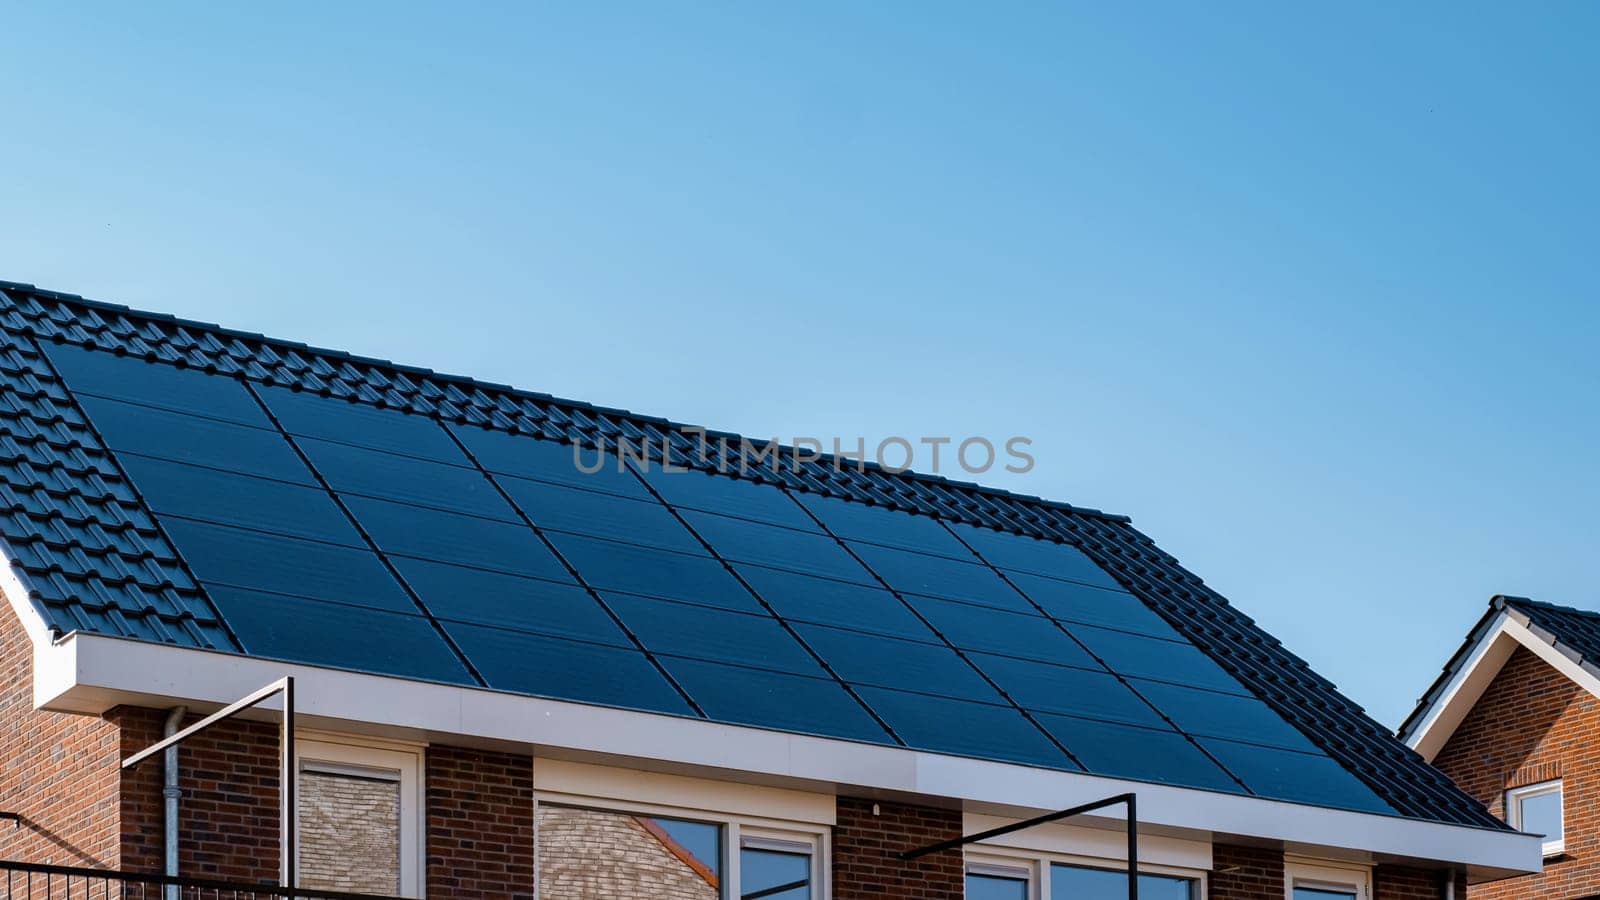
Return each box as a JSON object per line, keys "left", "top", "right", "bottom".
{"left": 1283, "top": 858, "right": 1371, "bottom": 900}
{"left": 1506, "top": 779, "right": 1565, "bottom": 857}
{"left": 965, "top": 844, "right": 1207, "bottom": 900}
{"left": 295, "top": 734, "right": 424, "bottom": 898}
{"left": 534, "top": 791, "right": 831, "bottom": 899}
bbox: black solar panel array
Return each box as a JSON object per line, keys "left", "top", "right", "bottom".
{"left": 35, "top": 339, "right": 1386, "bottom": 814}
{"left": 0, "top": 279, "right": 1506, "bottom": 829}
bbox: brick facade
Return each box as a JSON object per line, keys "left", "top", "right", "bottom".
{"left": 427, "top": 745, "right": 535, "bottom": 898}
{"left": 834, "top": 797, "right": 964, "bottom": 899}
{"left": 1433, "top": 646, "right": 1600, "bottom": 900}
{"left": 1211, "top": 844, "right": 1285, "bottom": 900}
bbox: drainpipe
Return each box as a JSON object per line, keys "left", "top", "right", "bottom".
{"left": 162, "top": 706, "right": 186, "bottom": 900}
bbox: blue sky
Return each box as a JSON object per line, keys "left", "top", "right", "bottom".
{"left": 2, "top": 3, "right": 1596, "bottom": 728}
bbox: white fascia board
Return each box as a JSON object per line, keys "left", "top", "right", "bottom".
{"left": 1405, "top": 611, "right": 1600, "bottom": 763}
{"left": 37, "top": 630, "right": 1541, "bottom": 878}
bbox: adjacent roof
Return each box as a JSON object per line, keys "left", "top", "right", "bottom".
{"left": 0, "top": 277, "right": 1503, "bottom": 829}
{"left": 1401, "top": 595, "right": 1600, "bottom": 751}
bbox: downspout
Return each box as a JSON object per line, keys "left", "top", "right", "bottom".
{"left": 162, "top": 706, "right": 186, "bottom": 900}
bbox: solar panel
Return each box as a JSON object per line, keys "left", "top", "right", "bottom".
{"left": 79, "top": 395, "right": 314, "bottom": 484}
{"left": 442, "top": 623, "right": 694, "bottom": 716}
{"left": 1005, "top": 572, "right": 1181, "bottom": 639}
{"left": 339, "top": 495, "right": 569, "bottom": 581}
{"left": 1066, "top": 624, "right": 1251, "bottom": 695}
{"left": 46, "top": 343, "right": 269, "bottom": 426}
{"left": 792, "top": 624, "right": 1004, "bottom": 703}
{"left": 1197, "top": 738, "right": 1391, "bottom": 812}
{"left": 951, "top": 524, "right": 1124, "bottom": 591}
{"left": 662, "top": 658, "right": 890, "bottom": 742}
{"left": 1131, "top": 680, "right": 1319, "bottom": 753}
{"left": 449, "top": 426, "right": 651, "bottom": 499}
{"left": 1034, "top": 715, "right": 1242, "bottom": 793}
{"left": 160, "top": 518, "right": 416, "bottom": 613}
{"left": 732, "top": 565, "right": 935, "bottom": 640}
{"left": 547, "top": 534, "right": 762, "bottom": 613}
{"left": 209, "top": 585, "right": 475, "bottom": 684}
{"left": 388, "top": 557, "right": 624, "bottom": 646}
{"left": 601, "top": 593, "right": 822, "bottom": 676}
{"left": 846, "top": 542, "right": 1033, "bottom": 613}
{"left": 795, "top": 494, "right": 971, "bottom": 558}
{"left": 967, "top": 654, "right": 1165, "bottom": 727}
{"left": 853, "top": 687, "right": 1072, "bottom": 768}
{"left": 298, "top": 437, "right": 517, "bottom": 521}
{"left": 641, "top": 469, "right": 820, "bottom": 532}
{"left": 902, "top": 594, "right": 1099, "bottom": 666}
{"left": 257, "top": 386, "right": 465, "bottom": 463}
{"left": 680, "top": 510, "right": 874, "bottom": 583}
{"left": 118, "top": 455, "right": 363, "bottom": 547}
{"left": 497, "top": 476, "right": 705, "bottom": 554}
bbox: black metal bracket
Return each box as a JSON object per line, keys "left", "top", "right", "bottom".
{"left": 898, "top": 792, "right": 1138, "bottom": 900}
{"left": 0, "top": 810, "right": 20, "bottom": 829}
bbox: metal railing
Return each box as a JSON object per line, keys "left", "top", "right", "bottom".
{"left": 0, "top": 860, "right": 409, "bottom": 900}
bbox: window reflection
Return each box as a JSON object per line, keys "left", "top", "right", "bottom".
{"left": 740, "top": 846, "right": 811, "bottom": 900}
{"left": 1050, "top": 862, "right": 1195, "bottom": 900}
{"left": 537, "top": 805, "right": 723, "bottom": 899}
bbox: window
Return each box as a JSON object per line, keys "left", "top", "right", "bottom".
{"left": 1051, "top": 862, "right": 1196, "bottom": 900}
{"left": 967, "top": 865, "right": 1032, "bottom": 900}
{"left": 1284, "top": 860, "right": 1369, "bottom": 900}
{"left": 295, "top": 738, "right": 422, "bottom": 897}
{"left": 535, "top": 800, "right": 824, "bottom": 900}
{"left": 1507, "top": 779, "right": 1564, "bottom": 856}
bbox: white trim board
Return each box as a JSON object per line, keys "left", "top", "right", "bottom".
{"left": 1403, "top": 610, "right": 1600, "bottom": 762}
{"left": 33, "top": 629, "right": 1540, "bottom": 879}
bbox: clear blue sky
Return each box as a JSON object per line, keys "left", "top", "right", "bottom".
{"left": 3, "top": 4, "right": 1596, "bottom": 729}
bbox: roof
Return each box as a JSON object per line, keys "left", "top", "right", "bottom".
{"left": 1401, "top": 595, "right": 1600, "bottom": 752}
{"left": 0, "top": 277, "right": 1502, "bottom": 830}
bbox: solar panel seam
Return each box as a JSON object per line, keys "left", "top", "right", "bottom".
{"left": 616, "top": 460, "right": 905, "bottom": 747}
{"left": 782, "top": 490, "right": 1084, "bottom": 770}
{"left": 24, "top": 332, "right": 243, "bottom": 651}
{"left": 438, "top": 422, "right": 709, "bottom": 719}
{"left": 239, "top": 381, "right": 490, "bottom": 688}
{"left": 937, "top": 517, "right": 1255, "bottom": 796}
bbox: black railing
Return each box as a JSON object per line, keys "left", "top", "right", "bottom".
{"left": 0, "top": 860, "right": 410, "bottom": 900}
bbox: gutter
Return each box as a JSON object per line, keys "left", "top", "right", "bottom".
{"left": 163, "top": 705, "right": 186, "bottom": 900}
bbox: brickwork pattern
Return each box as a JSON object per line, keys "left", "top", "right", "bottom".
{"left": 1210, "top": 844, "right": 1284, "bottom": 900}
{"left": 535, "top": 805, "right": 715, "bottom": 900}
{"left": 834, "top": 797, "right": 963, "bottom": 900}
{"left": 1434, "top": 646, "right": 1599, "bottom": 900}
{"left": 428, "top": 745, "right": 535, "bottom": 899}
{"left": 1375, "top": 865, "right": 1457, "bottom": 900}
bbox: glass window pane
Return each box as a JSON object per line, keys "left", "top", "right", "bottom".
{"left": 299, "top": 766, "right": 401, "bottom": 894}
{"left": 1050, "top": 863, "right": 1194, "bottom": 900}
{"left": 642, "top": 468, "right": 819, "bottom": 532}
{"left": 793, "top": 624, "right": 1003, "bottom": 702}
{"left": 257, "top": 385, "right": 465, "bottom": 462}
{"left": 663, "top": 658, "right": 891, "bottom": 744}
{"left": 967, "top": 872, "right": 1028, "bottom": 900}
{"left": 340, "top": 495, "right": 570, "bottom": 582}
{"left": 1294, "top": 889, "right": 1357, "bottom": 900}
{"left": 537, "top": 805, "right": 722, "bottom": 900}
{"left": 444, "top": 623, "right": 694, "bottom": 716}
{"left": 78, "top": 395, "right": 315, "bottom": 484}
{"left": 847, "top": 543, "right": 1034, "bottom": 613}
{"left": 211, "top": 585, "right": 473, "bottom": 684}
{"left": 450, "top": 425, "right": 652, "bottom": 499}
{"left": 499, "top": 476, "right": 706, "bottom": 554}
{"left": 299, "top": 437, "right": 518, "bottom": 521}
{"left": 46, "top": 343, "right": 270, "bottom": 426}
{"left": 603, "top": 593, "right": 822, "bottom": 676}
{"left": 1517, "top": 788, "right": 1563, "bottom": 842}
{"left": 741, "top": 847, "right": 810, "bottom": 900}
{"left": 549, "top": 534, "right": 764, "bottom": 613}
{"left": 681, "top": 511, "right": 873, "bottom": 584}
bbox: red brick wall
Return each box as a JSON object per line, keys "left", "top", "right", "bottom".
{"left": 834, "top": 797, "right": 963, "bottom": 900}
{"left": 427, "top": 744, "right": 535, "bottom": 899}
{"left": 0, "top": 602, "right": 123, "bottom": 868}
{"left": 1375, "top": 865, "right": 1458, "bottom": 900}
{"left": 1433, "top": 645, "right": 1599, "bottom": 900}
{"left": 1211, "top": 844, "right": 1284, "bottom": 900}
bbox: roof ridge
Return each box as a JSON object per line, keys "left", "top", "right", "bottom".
{"left": 1497, "top": 594, "right": 1600, "bottom": 619}
{"left": 0, "top": 279, "right": 1130, "bottom": 524}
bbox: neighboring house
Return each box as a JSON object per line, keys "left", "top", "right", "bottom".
{"left": 1402, "top": 596, "right": 1600, "bottom": 900}
{"left": 0, "top": 277, "right": 1537, "bottom": 900}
